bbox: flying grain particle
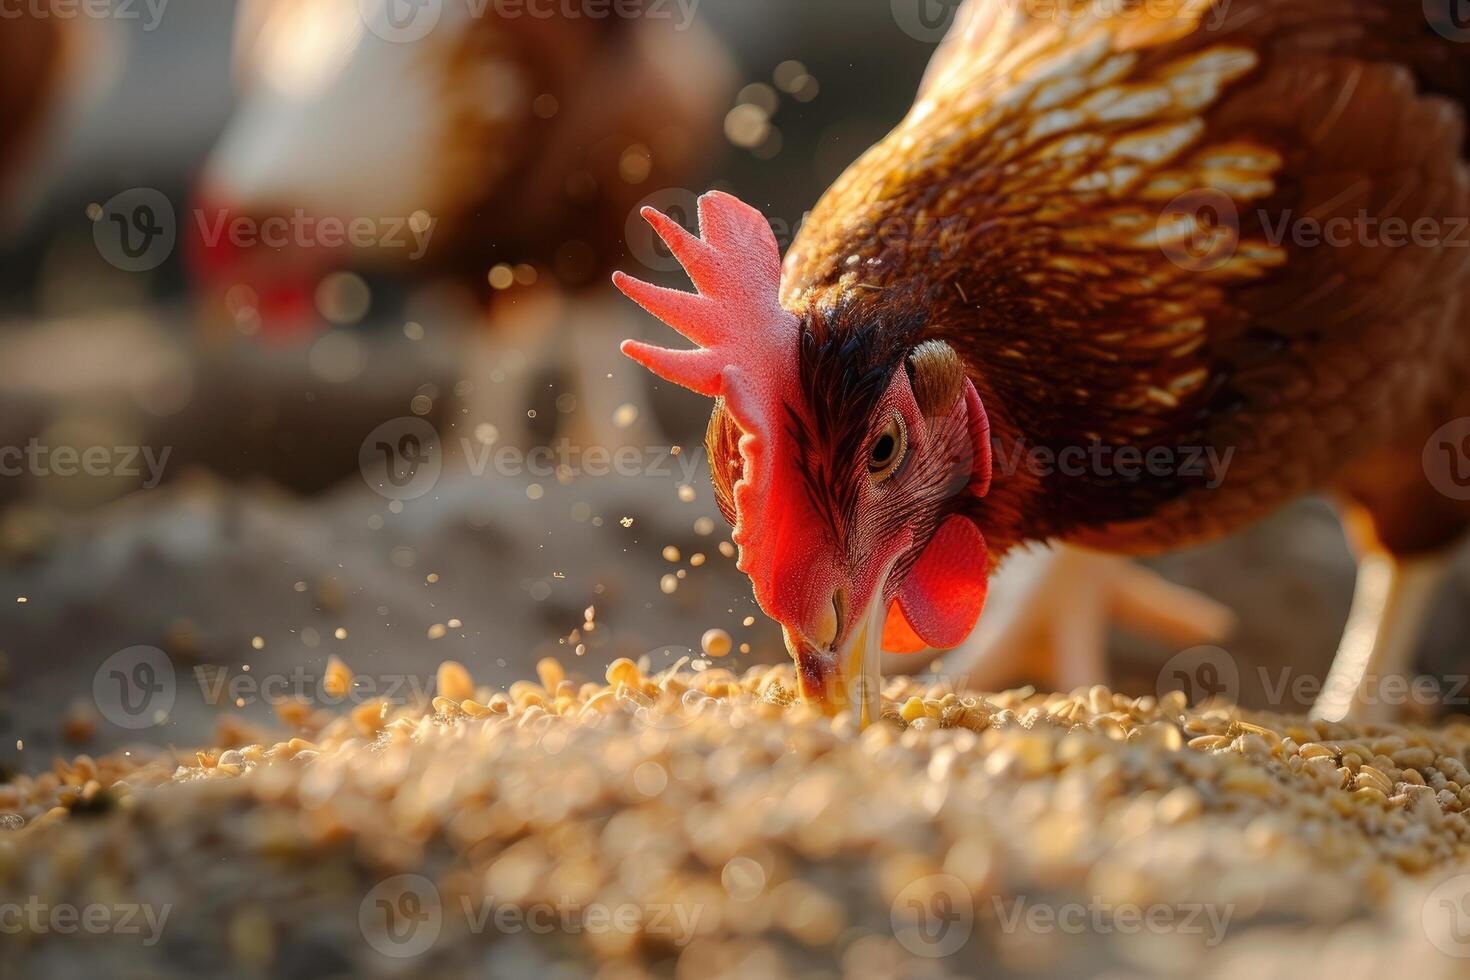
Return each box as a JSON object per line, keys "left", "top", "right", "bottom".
{"left": 690, "top": 553, "right": 705, "bottom": 567}
{"left": 15, "top": 597, "right": 25, "bottom": 604}
{"left": 251, "top": 636, "right": 265, "bottom": 650}
{"left": 428, "top": 624, "right": 447, "bottom": 640}
{"left": 474, "top": 423, "right": 499, "bottom": 446}
{"left": 584, "top": 605, "right": 595, "bottom": 621}
{"left": 620, "top": 517, "right": 634, "bottom": 528}
{"left": 323, "top": 655, "right": 353, "bottom": 699}
{"left": 612, "top": 403, "right": 639, "bottom": 429}
{"left": 662, "top": 546, "right": 681, "bottom": 563}
{"left": 677, "top": 485, "right": 696, "bottom": 503}
{"left": 701, "top": 629, "right": 732, "bottom": 658}
{"left": 447, "top": 618, "right": 462, "bottom": 629}
{"left": 293, "top": 581, "right": 308, "bottom": 592}
{"left": 739, "top": 643, "right": 750, "bottom": 654}
{"left": 718, "top": 541, "right": 736, "bottom": 558}
{"left": 334, "top": 628, "right": 348, "bottom": 640}
{"left": 527, "top": 484, "right": 544, "bottom": 500}
{"left": 426, "top": 573, "right": 439, "bottom": 584}
{"left": 660, "top": 575, "right": 678, "bottom": 594}
{"left": 694, "top": 517, "right": 714, "bottom": 535}
{"left": 743, "top": 616, "right": 756, "bottom": 627}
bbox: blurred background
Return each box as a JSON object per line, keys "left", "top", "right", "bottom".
{"left": 0, "top": 0, "right": 1466, "bottom": 765}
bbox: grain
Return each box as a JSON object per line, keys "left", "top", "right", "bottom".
{"left": 701, "top": 628, "right": 733, "bottom": 658}
{"left": 322, "top": 655, "right": 353, "bottom": 699}
{"left": 435, "top": 660, "right": 475, "bottom": 702}
{"left": 9, "top": 660, "right": 1470, "bottom": 978}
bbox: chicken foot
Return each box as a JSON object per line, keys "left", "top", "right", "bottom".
{"left": 1310, "top": 550, "right": 1455, "bottom": 725}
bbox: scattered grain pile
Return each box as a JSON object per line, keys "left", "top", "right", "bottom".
{"left": 5, "top": 657, "right": 1470, "bottom": 977}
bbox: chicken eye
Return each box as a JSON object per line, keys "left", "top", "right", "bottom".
{"left": 868, "top": 415, "right": 907, "bottom": 483}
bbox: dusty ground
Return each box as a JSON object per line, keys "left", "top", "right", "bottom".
{"left": 6, "top": 665, "right": 1470, "bottom": 978}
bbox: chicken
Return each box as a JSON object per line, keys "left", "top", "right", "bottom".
{"left": 197, "top": 0, "right": 732, "bottom": 442}
{"left": 615, "top": 0, "right": 1470, "bottom": 724}
{"left": 0, "top": 4, "right": 106, "bottom": 223}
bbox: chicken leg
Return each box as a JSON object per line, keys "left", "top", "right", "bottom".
{"left": 885, "top": 544, "right": 1236, "bottom": 693}
{"left": 1310, "top": 549, "right": 1454, "bottom": 725}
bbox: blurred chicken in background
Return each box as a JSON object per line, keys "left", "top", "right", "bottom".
{"left": 0, "top": 2, "right": 116, "bottom": 227}
{"left": 195, "top": 0, "right": 735, "bottom": 447}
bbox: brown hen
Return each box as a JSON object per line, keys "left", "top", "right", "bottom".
{"left": 775, "top": 0, "right": 1470, "bottom": 719}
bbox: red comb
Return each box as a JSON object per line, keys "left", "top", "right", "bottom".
{"left": 614, "top": 192, "right": 803, "bottom": 612}
{"left": 613, "top": 192, "right": 798, "bottom": 430}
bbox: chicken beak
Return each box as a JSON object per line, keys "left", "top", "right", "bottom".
{"left": 838, "top": 590, "right": 886, "bottom": 728}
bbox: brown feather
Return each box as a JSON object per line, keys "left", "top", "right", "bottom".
{"left": 781, "top": 0, "right": 1470, "bottom": 559}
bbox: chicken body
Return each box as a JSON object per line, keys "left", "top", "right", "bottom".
{"left": 781, "top": 0, "right": 1470, "bottom": 569}
{"left": 200, "top": 0, "right": 732, "bottom": 314}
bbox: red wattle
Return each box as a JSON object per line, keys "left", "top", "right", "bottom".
{"left": 883, "top": 516, "right": 989, "bottom": 653}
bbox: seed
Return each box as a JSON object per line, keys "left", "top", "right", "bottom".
{"left": 323, "top": 656, "right": 353, "bottom": 699}
{"left": 437, "top": 661, "right": 475, "bottom": 702}
{"left": 1188, "top": 735, "right": 1231, "bottom": 752}
{"left": 701, "top": 629, "right": 733, "bottom": 658}
{"left": 536, "top": 657, "right": 566, "bottom": 691}
{"left": 605, "top": 658, "right": 641, "bottom": 689}
{"left": 351, "top": 700, "right": 388, "bottom": 735}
